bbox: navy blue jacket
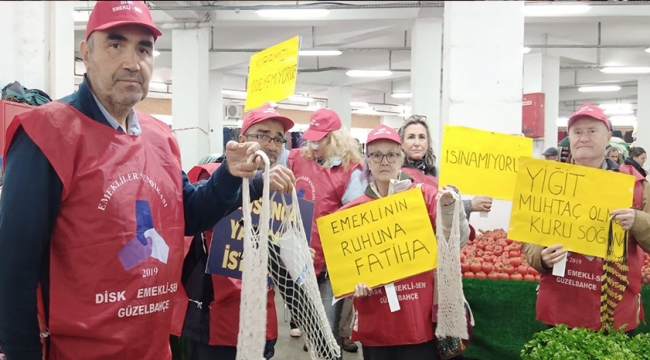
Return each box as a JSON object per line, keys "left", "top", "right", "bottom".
{"left": 0, "top": 78, "right": 244, "bottom": 360}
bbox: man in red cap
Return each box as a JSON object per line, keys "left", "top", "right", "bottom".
{"left": 0, "top": 2, "right": 294, "bottom": 360}
{"left": 524, "top": 103, "right": 650, "bottom": 333}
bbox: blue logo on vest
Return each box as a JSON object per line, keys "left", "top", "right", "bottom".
{"left": 118, "top": 200, "right": 169, "bottom": 271}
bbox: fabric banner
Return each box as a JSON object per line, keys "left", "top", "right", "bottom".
{"left": 317, "top": 188, "right": 437, "bottom": 297}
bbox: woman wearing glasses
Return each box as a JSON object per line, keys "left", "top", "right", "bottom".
{"left": 288, "top": 108, "right": 366, "bottom": 356}
{"left": 399, "top": 115, "right": 493, "bottom": 218}
{"left": 341, "top": 125, "right": 470, "bottom": 360}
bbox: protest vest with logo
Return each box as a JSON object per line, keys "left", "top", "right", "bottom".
{"left": 5, "top": 102, "right": 185, "bottom": 360}
{"left": 343, "top": 182, "right": 438, "bottom": 346}
{"left": 288, "top": 149, "right": 361, "bottom": 276}
{"left": 537, "top": 164, "right": 646, "bottom": 331}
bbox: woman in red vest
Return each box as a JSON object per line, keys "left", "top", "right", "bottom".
{"left": 398, "top": 115, "right": 492, "bottom": 218}
{"left": 523, "top": 104, "right": 650, "bottom": 332}
{"left": 288, "top": 109, "right": 365, "bottom": 355}
{"left": 345, "top": 125, "right": 471, "bottom": 360}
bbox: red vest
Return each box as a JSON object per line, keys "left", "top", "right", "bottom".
{"left": 401, "top": 167, "right": 439, "bottom": 189}
{"left": 537, "top": 164, "right": 646, "bottom": 331}
{"left": 5, "top": 102, "right": 185, "bottom": 360}
{"left": 343, "top": 183, "right": 438, "bottom": 346}
{"left": 171, "top": 164, "right": 278, "bottom": 346}
{"left": 288, "top": 149, "right": 361, "bottom": 276}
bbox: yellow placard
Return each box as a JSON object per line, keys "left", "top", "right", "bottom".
{"left": 244, "top": 36, "right": 300, "bottom": 111}
{"left": 316, "top": 188, "right": 437, "bottom": 298}
{"left": 439, "top": 125, "right": 533, "bottom": 200}
{"left": 508, "top": 157, "right": 635, "bottom": 258}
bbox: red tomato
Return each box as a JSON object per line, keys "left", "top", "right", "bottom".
{"left": 510, "top": 273, "right": 523, "bottom": 281}
{"left": 484, "top": 255, "right": 496, "bottom": 264}
{"left": 476, "top": 250, "right": 485, "bottom": 258}
{"left": 460, "top": 254, "right": 467, "bottom": 263}
{"left": 535, "top": 274, "right": 541, "bottom": 281}
{"left": 482, "top": 263, "right": 494, "bottom": 274}
{"left": 528, "top": 267, "right": 539, "bottom": 276}
{"left": 497, "top": 239, "right": 508, "bottom": 247}
{"left": 464, "top": 272, "right": 475, "bottom": 279}
{"left": 485, "top": 244, "right": 495, "bottom": 252}
{"left": 505, "top": 238, "right": 513, "bottom": 245}
{"left": 470, "top": 263, "right": 481, "bottom": 273}
{"left": 511, "top": 243, "right": 522, "bottom": 251}
{"left": 524, "top": 274, "right": 536, "bottom": 281}
{"left": 517, "top": 265, "right": 528, "bottom": 275}
{"left": 494, "top": 262, "right": 505, "bottom": 272}
{"left": 476, "top": 242, "right": 486, "bottom": 250}
{"left": 493, "top": 246, "right": 503, "bottom": 257}
{"left": 461, "top": 263, "right": 470, "bottom": 273}
{"left": 475, "top": 271, "right": 487, "bottom": 279}
{"left": 510, "top": 251, "right": 520, "bottom": 258}
{"left": 504, "top": 265, "right": 515, "bottom": 275}
{"left": 498, "top": 273, "right": 510, "bottom": 280}
{"left": 510, "top": 258, "right": 523, "bottom": 268}
{"left": 487, "top": 272, "right": 499, "bottom": 280}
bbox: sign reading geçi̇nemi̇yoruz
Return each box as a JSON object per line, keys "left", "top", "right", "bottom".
{"left": 244, "top": 36, "right": 301, "bottom": 111}
{"left": 508, "top": 157, "right": 635, "bottom": 258}
{"left": 317, "top": 188, "right": 437, "bottom": 298}
{"left": 439, "top": 125, "right": 533, "bottom": 200}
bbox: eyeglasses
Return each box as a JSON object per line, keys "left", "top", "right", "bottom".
{"left": 244, "top": 134, "right": 287, "bottom": 146}
{"left": 368, "top": 151, "right": 400, "bottom": 163}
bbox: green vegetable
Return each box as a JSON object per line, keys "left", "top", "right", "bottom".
{"left": 521, "top": 325, "right": 642, "bottom": 360}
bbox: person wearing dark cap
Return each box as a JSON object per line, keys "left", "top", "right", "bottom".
{"left": 174, "top": 103, "right": 296, "bottom": 360}
{"left": 0, "top": 3, "right": 293, "bottom": 360}
{"left": 288, "top": 108, "right": 366, "bottom": 356}
{"left": 523, "top": 103, "right": 650, "bottom": 332}
{"left": 542, "top": 147, "right": 559, "bottom": 161}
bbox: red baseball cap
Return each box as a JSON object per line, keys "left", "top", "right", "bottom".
{"left": 302, "top": 109, "right": 342, "bottom": 142}
{"left": 86, "top": 1, "right": 162, "bottom": 41}
{"left": 366, "top": 125, "right": 401, "bottom": 145}
{"left": 568, "top": 103, "right": 611, "bottom": 130}
{"left": 241, "top": 103, "right": 294, "bottom": 135}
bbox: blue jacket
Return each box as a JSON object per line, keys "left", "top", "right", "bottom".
{"left": 0, "top": 78, "right": 243, "bottom": 360}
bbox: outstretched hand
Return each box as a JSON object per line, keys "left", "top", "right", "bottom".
{"left": 224, "top": 141, "right": 261, "bottom": 178}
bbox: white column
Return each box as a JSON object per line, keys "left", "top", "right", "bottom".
{"left": 0, "top": 1, "right": 51, "bottom": 92}
{"left": 636, "top": 77, "right": 650, "bottom": 153}
{"left": 49, "top": 1, "right": 75, "bottom": 99}
{"left": 327, "top": 87, "right": 352, "bottom": 129}
{"left": 208, "top": 70, "right": 224, "bottom": 155}
{"left": 523, "top": 52, "right": 560, "bottom": 158}
{"left": 172, "top": 27, "right": 210, "bottom": 172}
{"left": 441, "top": 1, "right": 525, "bottom": 135}
{"left": 411, "top": 17, "right": 443, "bottom": 157}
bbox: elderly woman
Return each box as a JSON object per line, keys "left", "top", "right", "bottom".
{"left": 398, "top": 115, "right": 492, "bottom": 218}
{"left": 342, "top": 125, "right": 471, "bottom": 360}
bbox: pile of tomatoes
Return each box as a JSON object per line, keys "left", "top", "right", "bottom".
{"left": 461, "top": 229, "right": 541, "bottom": 281}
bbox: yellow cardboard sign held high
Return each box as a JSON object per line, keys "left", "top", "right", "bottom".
{"left": 508, "top": 157, "right": 634, "bottom": 258}
{"left": 245, "top": 36, "right": 301, "bottom": 111}
{"left": 317, "top": 188, "right": 437, "bottom": 298}
{"left": 439, "top": 125, "right": 533, "bottom": 200}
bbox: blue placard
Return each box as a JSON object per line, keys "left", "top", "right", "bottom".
{"left": 207, "top": 193, "right": 314, "bottom": 280}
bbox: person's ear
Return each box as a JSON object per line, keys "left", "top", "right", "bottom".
{"left": 80, "top": 41, "right": 90, "bottom": 66}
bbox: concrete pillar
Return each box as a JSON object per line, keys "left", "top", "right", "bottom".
{"left": 411, "top": 17, "right": 443, "bottom": 158}
{"left": 523, "top": 51, "right": 560, "bottom": 158}
{"left": 50, "top": 1, "right": 75, "bottom": 99}
{"left": 327, "top": 87, "right": 352, "bottom": 129}
{"left": 208, "top": 70, "right": 224, "bottom": 155}
{"left": 636, "top": 77, "right": 650, "bottom": 154}
{"left": 0, "top": 2, "right": 51, "bottom": 93}
{"left": 172, "top": 27, "right": 210, "bottom": 171}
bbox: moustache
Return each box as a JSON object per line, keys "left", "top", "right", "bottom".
{"left": 114, "top": 72, "right": 143, "bottom": 84}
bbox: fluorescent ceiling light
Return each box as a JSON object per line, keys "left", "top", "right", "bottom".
{"left": 153, "top": 50, "right": 160, "bottom": 57}
{"left": 289, "top": 95, "right": 314, "bottom": 102}
{"left": 222, "top": 89, "right": 247, "bottom": 97}
{"left": 350, "top": 101, "right": 369, "bottom": 107}
{"left": 557, "top": 117, "right": 569, "bottom": 127}
{"left": 610, "top": 115, "right": 637, "bottom": 126}
{"left": 645, "top": 48, "right": 650, "bottom": 54}
{"left": 601, "top": 67, "right": 650, "bottom": 74}
{"left": 299, "top": 49, "right": 342, "bottom": 56}
{"left": 604, "top": 108, "right": 634, "bottom": 115}
{"left": 599, "top": 103, "right": 633, "bottom": 109}
{"left": 578, "top": 85, "right": 621, "bottom": 93}
{"left": 599, "top": 103, "right": 634, "bottom": 115}
{"left": 354, "top": 108, "right": 380, "bottom": 115}
{"left": 391, "top": 93, "right": 412, "bottom": 99}
{"left": 256, "top": 9, "right": 330, "bottom": 18}
{"left": 523, "top": 47, "right": 532, "bottom": 54}
{"left": 524, "top": 5, "right": 591, "bottom": 17}
{"left": 346, "top": 70, "right": 392, "bottom": 78}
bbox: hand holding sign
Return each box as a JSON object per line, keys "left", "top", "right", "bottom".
{"left": 541, "top": 244, "right": 568, "bottom": 268}
{"left": 610, "top": 208, "right": 637, "bottom": 231}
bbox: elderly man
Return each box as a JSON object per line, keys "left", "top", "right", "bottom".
{"left": 523, "top": 103, "right": 650, "bottom": 332}
{"left": 0, "top": 2, "right": 292, "bottom": 360}
{"left": 542, "top": 147, "right": 559, "bottom": 161}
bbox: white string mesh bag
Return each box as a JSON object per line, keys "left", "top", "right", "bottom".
{"left": 267, "top": 189, "right": 341, "bottom": 360}
{"left": 434, "top": 189, "right": 468, "bottom": 339}
{"left": 236, "top": 151, "right": 272, "bottom": 360}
